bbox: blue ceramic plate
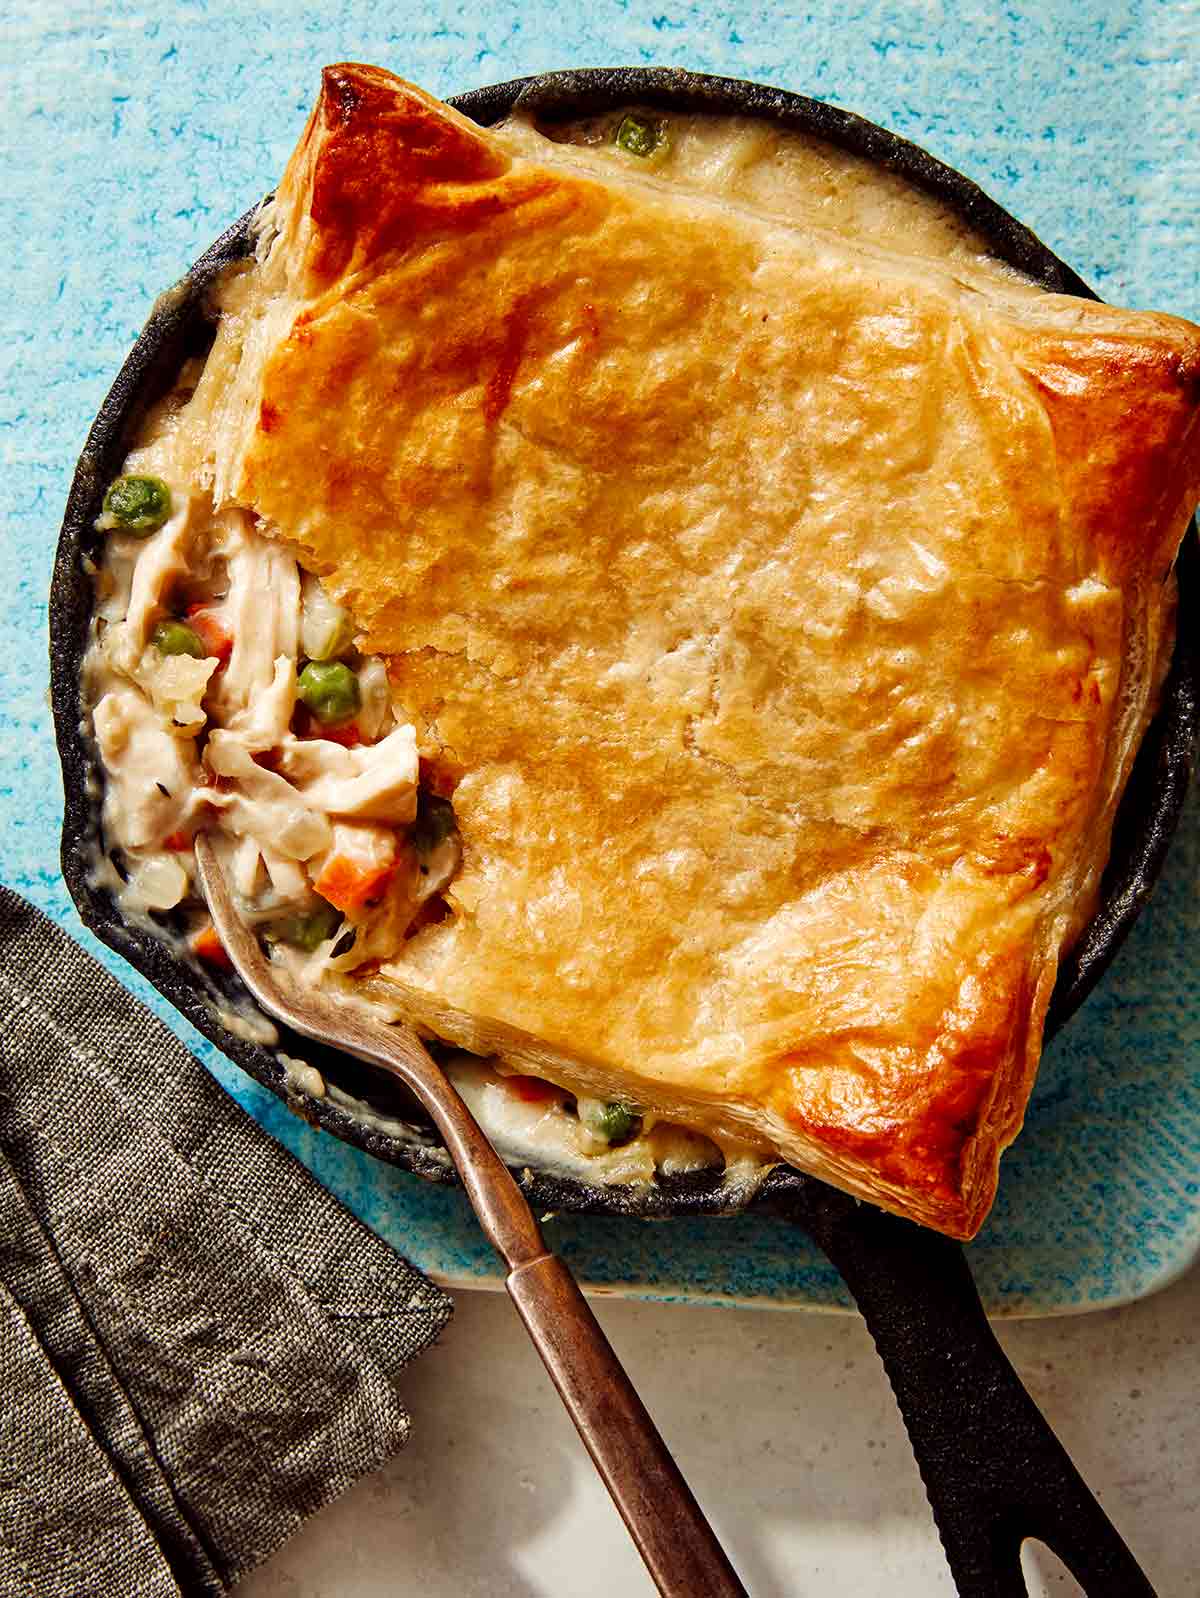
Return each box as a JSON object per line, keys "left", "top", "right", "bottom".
{"left": 177, "top": 780, "right": 1197, "bottom": 1318}
{"left": 21, "top": 54, "right": 1200, "bottom": 1320}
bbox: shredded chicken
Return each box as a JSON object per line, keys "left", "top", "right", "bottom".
{"left": 84, "top": 431, "right": 443, "bottom": 980}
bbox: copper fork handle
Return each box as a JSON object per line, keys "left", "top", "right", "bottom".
{"left": 194, "top": 836, "right": 743, "bottom": 1597}
{"left": 509, "top": 1253, "right": 747, "bottom": 1597}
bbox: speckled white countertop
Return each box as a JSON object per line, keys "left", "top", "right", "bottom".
{"left": 3, "top": 4, "right": 1197, "bottom": 1594}
{"left": 240, "top": 1271, "right": 1199, "bottom": 1596}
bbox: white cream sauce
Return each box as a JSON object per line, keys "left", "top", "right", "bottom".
{"left": 82, "top": 381, "right": 431, "bottom": 961}
{"left": 501, "top": 107, "right": 1037, "bottom": 296}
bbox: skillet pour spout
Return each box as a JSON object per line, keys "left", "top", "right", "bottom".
{"left": 51, "top": 68, "right": 1194, "bottom": 1598}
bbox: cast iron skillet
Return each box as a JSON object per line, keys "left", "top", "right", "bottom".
{"left": 52, "top": 68, "right": 1197, "bottom": 1597}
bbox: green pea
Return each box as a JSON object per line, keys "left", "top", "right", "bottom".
{"left": 276, "top": 903, "right": 341, "bottom": 951}
{"left": 151, "top": 619, "right": 205, "bottom": 659}
{"left": 585, "top": 1101, "right": 641, "bottom": 1145}
{"left": 102, "top": 475, "right": 172, "bottom": 533}
{"left": 296, "top": 660, "right": 360, "bottom": 725}
{"left": 614, "top": 114, "right": 663, "bottom": 159}
{"left": 409, "top": 792, "right": 458, "bottom": 856}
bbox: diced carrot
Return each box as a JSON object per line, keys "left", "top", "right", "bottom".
{"left": 192, "top": 923, "right": 232, "bottom": 970}
{"left": 314, "top": 856, "right": 397, "bottom": 913}
{"left": 506, "top": 1075, "right": 562, "bottom": 1104}
{"left": 294, "top": 707, "right": 362, "bottom": 746}
{"left": 186, "top": 604, "right": 233, "bottom": 664}
{"left": 163, "top": 830, "right": 192, "bottom": 852}
{"left": 319, "top": 719, "right": 362, "bottom": 748}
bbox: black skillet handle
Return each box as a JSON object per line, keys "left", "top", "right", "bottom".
{"left": 774, "top": 1180, "right": 1157, "bottom": 1597}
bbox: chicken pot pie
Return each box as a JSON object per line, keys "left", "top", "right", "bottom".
{"left": 85, "top": 65, "right": 1200, "bottom": 1237}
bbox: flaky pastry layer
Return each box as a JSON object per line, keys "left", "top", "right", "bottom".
{"left": 189, "top": 65, "right": 1200, "bottom": 1236}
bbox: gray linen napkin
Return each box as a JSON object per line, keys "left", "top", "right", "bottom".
{"left": 0, "top": 885, "right": 452, "bottom": 1596}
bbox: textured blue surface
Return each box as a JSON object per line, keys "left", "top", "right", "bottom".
{"left": 3, "top": 1, "right": 1197, "bottom": 1313}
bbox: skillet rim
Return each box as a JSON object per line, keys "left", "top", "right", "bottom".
{"left": 50, "top": 65, "right": 1200, "bottom": 1225}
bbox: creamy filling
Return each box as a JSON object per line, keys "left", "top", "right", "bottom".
{"left": 85, "top": 454, "right": 452, "bottom": 973}
{"left": 501, "top": 105, "right": 1037, "bottom": 296}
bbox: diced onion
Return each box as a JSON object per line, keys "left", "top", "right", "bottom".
{"left": 300, "top": 572, "right": 354, "bottom": 661}
{"left": 356, "top": 656, "right": 392, "bottom": 740}
{"left": 129, "top": 855, "right": 189, "bottom": 910}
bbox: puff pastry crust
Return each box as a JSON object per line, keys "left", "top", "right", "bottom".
{"left": 195, "top": 64, "right": 1200, "bottom": 1236}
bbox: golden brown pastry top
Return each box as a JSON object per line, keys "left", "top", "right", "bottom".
{"left": 194, "top": 64, "right": 1200, "bottom": 1236}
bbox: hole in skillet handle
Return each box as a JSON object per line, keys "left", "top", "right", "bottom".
{"left": 757, "top": 531, "right": 1194, "bottom": 1598}
{"left": 475, "top": 66, "right": 1196, "bottom": 1598}
{"left": 764, "top": 1179, "right": 1160, "bottom": 1598}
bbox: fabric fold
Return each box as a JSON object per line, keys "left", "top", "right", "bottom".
{"left": 0, "top": 885, "right": 452, "bottom": 1596}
